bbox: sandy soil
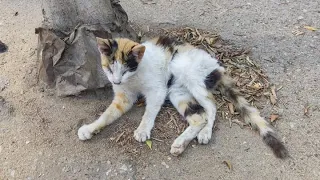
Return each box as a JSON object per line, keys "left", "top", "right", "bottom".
{"left": 0, "top": 0, "right": 320, "bottom": 179}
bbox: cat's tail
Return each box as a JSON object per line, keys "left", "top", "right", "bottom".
{"left": 215, "top": 70, "right": 289, "bottom": 159}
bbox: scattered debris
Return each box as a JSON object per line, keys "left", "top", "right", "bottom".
{"left": 270, "top": 114, "right": 279, "bottom": 122}
{"left": 0, "top": 40, "right": 8, "bottom": 53}
{"left": 231, "top": 119, "right": 247, "bottom": 129}
{"left": 304, "top": 26, "right": 318, "bottom": 31}
{"left": 145, "top": 139, "right": 152, "bottom": 150}
{"left": 223, "top": 160, "right": 233, "bottom": 170}
{"left": 228, "top": 103, "right": 235, "bottom": 114}
{"left": 141, "top": 0, "right": 156, "bottom": 5}
{"left": 270, "top": 85, "right": 277, "bottom": 105}
{"left": 304, "top": 105, "right": 311, "bottom": 117}
{"left": 292, "top": 29, "right": 305, "bottom": 36}
{"left": 161, "top": 161, "right": 169, "bottom": 169}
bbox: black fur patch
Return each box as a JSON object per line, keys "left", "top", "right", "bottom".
{"left": 225, "top": 87, "right": 238, "bottom": 102}
{"left": 126, "top": 52, "right": 138, "bottom": 72}
{"left": 167, "top": 74, "right": 174, "bottom": 88}
{"left": 184, "top": 102, "right": 205, "bottom": 117}
{"left": 263, "top": 132, "right": 289, "bottom": 159}
{"left": 156, "top": 36, "right": 182, "bottom": 53}
{"left": 171, "top": 50, "right": 178, "bottom": 61}
{"left": 204, "top": 70, "right": 221, "bottom": 89}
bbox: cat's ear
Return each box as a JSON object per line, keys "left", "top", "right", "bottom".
{"left": 96, "top": 37, "right": 112, "bottom": 56}
{"left": 131, "top": 44, "right": 146, "bottom": 62}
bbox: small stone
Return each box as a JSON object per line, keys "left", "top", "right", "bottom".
{"left": 107, "top": 160, "right": 111, "bottom": 165}
{"left": 297, "top": 16, "right": 304, "bottom": 20}
{"left": 96, "top": 168, "right": 100, "bottom": 172}
{"left": 26, "top": 141, "right": 30, "bottom": 144}
{"left": 73, "top": 167, "right": 81, "bottom": 173}
{"left": 105, "top": 169, "right": 112, "bottom": 176}
{"left": 10, "top": 170, "right": 15, "bottom": 177}
{"left": 119, "top": 164, "right": 128, "bottom": 174}
{"left": 290, "top": 122, "right": 295, "bottom": 128}
{"left": 62, "top": 166, "right": 70, "bottom": 173}
{"left": 161, "top": 162, "right": 169, "bottom": 168}
{"left": 142, "top": 177, "right": 146, "bottom": 180}
{"left": 167, "top": 157, "right": 171, "bottom": 161}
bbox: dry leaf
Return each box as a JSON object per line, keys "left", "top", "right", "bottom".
{"left": 270, "top": 85, "right": 277, "bottom": 105}
{"left": 270, "top": 85, "right": 277, "bottom": 99}
{"left": 231, "top": 119, "right": 246, "bottom": 129}
{"left": 251, "top": 83, "right": 263, "bottom": 90}
{"left": 223, "top": 160, "right": 233, "bottom": 170}
{"left": 146, "top": 139, "right": 152, "bottom": 150}
{"left": 270, "top": 94, "right": 277, "bottom": 105}
{"left": 304, "top": 105, "right": 311, "bottom": 117}
{"left": 228, "top": 103, "right": 235, "bottom": 114}
{"left": 292, "top": 29, "right": 305, "bottom": 36}
{"left": 270, "top": 114, "right": 279, "bottom": 122}
{"left": 304, "top": 26, "right": 318, "bottom": 31}
{"left": 141, "top": 0, "right": 156, "bottom": 4}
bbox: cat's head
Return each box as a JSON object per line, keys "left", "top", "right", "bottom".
{"left": 96, "top": 37, "right": 145, "bottom": 85}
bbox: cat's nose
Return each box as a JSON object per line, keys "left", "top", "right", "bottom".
{"left": 113, "top": 81, "right": 121, "bottom": 85}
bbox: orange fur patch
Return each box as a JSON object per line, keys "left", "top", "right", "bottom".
{"left": 113, "top": 103, "right": 124, "bottom": 113}
{"left": 114, "top": 38, "right": 139, "bottom": 64}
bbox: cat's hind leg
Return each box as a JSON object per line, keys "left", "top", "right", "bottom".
{"left": 169, "top": 86, "right": 208, "bottom": 156}
{"left": 78, "top": 91, "right": 136, "bottom": 140}
{"left": 185, "top": 85, "right": 217, "bottom": 144}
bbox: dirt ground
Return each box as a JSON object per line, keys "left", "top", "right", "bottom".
{"left": 1, "top": 0, "right": 320, "bottom": 179}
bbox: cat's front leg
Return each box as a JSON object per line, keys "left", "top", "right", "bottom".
{"left": 134, "top": 90, "right": 166, "bottom": 142}
{"left": 78, "top": 92, "right": 136, "bottom": 140}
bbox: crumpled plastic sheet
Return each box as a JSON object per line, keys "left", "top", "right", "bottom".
{"left": 36, "top": 24, "right": 136, "bottom": 96}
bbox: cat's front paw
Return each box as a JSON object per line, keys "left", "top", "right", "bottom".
{"left": 170, "top": 138, "right": 188, "bottom": 156}
{"left": 197, "top": 127, "right": 212, "bottom": 144}
{"left": 134, "top": 128, "right": 150, "bottom": 142}
{"left": 78, "top": 124, "right": 93, "bottom": 140}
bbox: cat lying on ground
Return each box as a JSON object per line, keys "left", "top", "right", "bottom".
{"left": 78, "top": 36, "right": 288, "bottom": 158}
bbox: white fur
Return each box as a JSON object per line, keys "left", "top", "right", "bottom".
{"left": 78, "top": 40, "right": 222, "bottom": 155}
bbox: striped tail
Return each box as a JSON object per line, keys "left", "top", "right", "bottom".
{"left": 216, "top": 72, "right": 289, "bottom": 159}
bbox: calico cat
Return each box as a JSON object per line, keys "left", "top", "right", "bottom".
{"left": 77, "top": 36, "right": 288, "bottom": 158}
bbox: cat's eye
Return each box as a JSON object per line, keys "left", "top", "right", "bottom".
{"left": 122, "top": 71, "right": 128, "bottom": 76}
{"left": 107, "top": 67, "right": 113, "bottom": 74}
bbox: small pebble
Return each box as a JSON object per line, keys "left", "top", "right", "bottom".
{"left": 107, "top": 160, "right": 111, "bottom": 165}
{"left": 119, "top": 164, "right": 128, "bottom": 174}
{"left": 105, "top": 169, "right": 112, "bottom": 176}
{"left": 161, "top": 162, "right": 169, "bottom": 168}
{"left": 10, "top": 170, "right": 15, "bottom": 177}
{"left": 26, "top": 141, "right": 30, "bottom": 144}
{"left": 297, "top": 16, "right": 304, "bottom": 20}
